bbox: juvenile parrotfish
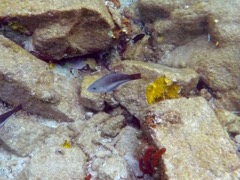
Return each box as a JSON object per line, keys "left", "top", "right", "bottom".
{"left": 0, "top": 104, "right": 22, "bottom": 128}
{"left": 87, "top": 72, "right": 141, "bottom": 93}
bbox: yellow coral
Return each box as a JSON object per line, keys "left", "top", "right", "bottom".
{"left": 146, "top": 76, "right": 181, "bottom": 105}
{"left": 62, "top": 140, "right": 72, "bottom": 148}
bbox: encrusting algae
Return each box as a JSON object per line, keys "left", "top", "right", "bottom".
{"left": 146, "top": 75, "right": 181, "bottom": 105}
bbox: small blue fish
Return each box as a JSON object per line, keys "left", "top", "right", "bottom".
{"left": 0, "top": 104, "right": 22, "bottom": 128}
{"left": 87, "top": 72, "right": 141, "bottom": 93}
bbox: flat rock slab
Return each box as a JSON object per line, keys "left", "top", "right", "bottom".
{"left": 161, "top": 35, "right": 240, "bottom": 111}
{"left": 0, "top": 0, "right": 114, "bottom": 60}
{"left": 139, "top": 0, "right": 240, "bottom": 46}
{"left": 18, "top": 137, "right": 87, "bottom": 179}
{"left": 0, "top": 111, "right": 52, "bottom": 157}
{"left": 111, "top": 60, "right": 199, "bottom": 118}
{"left": 141, "top": 97, "right": 240, "bottom": 179}
{"left": 73, "top": 112, "right": 131, "bottom": 179}
{"left": 0, "top": 35, "right": 84, "bottom": 122}
{"left": 206, "top": 0, "right": 240, "bottom": 46}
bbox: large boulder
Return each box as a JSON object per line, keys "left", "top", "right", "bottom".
{"left": 160, "top": 36, "right": 240, "bottom": 111}
{"left": 137, "top": 0, "right": 240, "bottom": 60}
{"left": 0, "top": 0, "right": 115, "bottom": 60}
{"left": 0, "top": 35, "right": 84, "bottom": 122}
{"left": 0, "top": 109, "right": 52, "bottom": 157}
{"left": 17, "top": 130, "right": 87, "bottom": 179}
{"left": 140, "top": 97, "right": 240, "bottom": 179}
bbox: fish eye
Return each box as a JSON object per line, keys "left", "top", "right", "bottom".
{"left": 92, "top": 87, "right": 97, "bottom": 90}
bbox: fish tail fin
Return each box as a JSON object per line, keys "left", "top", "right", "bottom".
{"left": 131, "top": 73, "right": 141, "bottom": 80}
{"left": 15, "top": 104, "right": 23, "bottom": 111}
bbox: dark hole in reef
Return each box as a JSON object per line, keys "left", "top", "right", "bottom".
{"left": 196, "top": 79, "right": 214, "bottom": 93}
{"left": 103, "top": 103, "right": 141, "bottom": 129}
{"left": 229, "top": 132, "right": 239, "bottom": 139}
{"left": 199, "top": 19, "right": 208, "bottom": 33}
{"left": 196, "top": 79, "right": 207, "bottom": 90}
{"left": 126, "top": 116, "right": 141, "bottom": 129}
{"left": 196, "top": 79, "right": 218, "bottom": 98}
{"left": 102, "top": 101, "right": 114, "bottom": 113}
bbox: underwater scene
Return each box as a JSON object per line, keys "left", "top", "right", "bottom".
{"left": 0, "top": 0, "right": 239, "bottom": 179}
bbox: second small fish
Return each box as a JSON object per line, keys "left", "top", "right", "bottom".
{"left": 87, "top": 72, "right": 141, "bottom": 93}
{"left": 0, "top": 104, "right": 22, "bottom": 128}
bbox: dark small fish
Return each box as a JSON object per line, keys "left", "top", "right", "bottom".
{"left": 132, "top": 33, "right": 145, "bottom": 43}
{"left": 0, "top": 104, "right": 22, "bottom": 128}
{"left": 87, "top": 72, "right": 141, "bottom": 93}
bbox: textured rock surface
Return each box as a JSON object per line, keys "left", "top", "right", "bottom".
{"left": 160, "top": 35, "right": 240, "bottom": 111}
{"left": 113, "top": 126, "right": 144, "bottom": 178}
{"left": 74, "top": 112, "right": 133, "bottom": 179}
{"left": 100, "top": 115, "right": 125, "bottom": 137}
{"left": 0, "top": 146, "right": 29, "bottom": 179}
{"left": 0, "top": 0, "right": 114, "bottom": 60}
{"left": 215, "top": 109, "right": 240, "bottom": 136}
{"left": 140, "top": 97, "right": 240, "bottom": 179}
{"left": 17, "top": 131, "right": 87, "bottom": 180}
{"left": 207, "top": 0, "right": 240, "bottom": 46}
{"left": 123, "top": 35, "right": 155, "bottom": 61}
{"left": 111, "top": 60, "right": 199, "bottom": 118}
{"left": 0, "top": 111, "right": 52, "bottom": 157}
{"left": 79, "top": 74, "right": 105, "bottom": 111}
{"left": 139, "top": 0, "right": 208, "bottom": 46}
{"left": 97, "top": 156, "right": 129, "bottom": 180}
{"left": 138, "top": 0, "right": 240, "bottom": 62}
{"left": 0, "top": 35, "right": 84, "bottom": 122}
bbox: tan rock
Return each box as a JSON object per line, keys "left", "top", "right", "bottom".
{"left": 0, "top": 35, "right": 84, "bottom": 122}
{"left": 160, "top": 35, "right": 212, "bottom": 68}
{"left": 139, "top": 0, "right": 208, "bottom": 46}
{"left": 123, "top": 35, "right": 155, "bottom": 61}
{"left": 73, "top": 112, "right": 133, "bottom": 179}
{"left": 97, "top": 156, "right": 130, "bottom": 180}
{"left": 79, "top": 74, "right": 105, "bottom": 111}
{"left": 215, "top": 109, "right": 240, "bottom": 136}
{"left": 213, "top": 88, "right": 240, "bottom": 112}
{"left": 17, "top": 132, "right": 87, "bottom": 180}
{"left": 113, "top": 126, "right": 143, "bottom": 178}
{"left": 111, "top": 60, "right": 199, "bottom": 118}
{"left": 100, "top": 115, "right": 125, "bottom": 137}
{"left": 75, "top": 112, "right": 111, "bottom": 156}
{"left": 140, "top": 97, "right": 240, "bottom": 179}
{"left": 0, "top": 146, "right": 28, "bottom": 179}
{"left": 138, "top": 0, "right": 240, "bottom": 56}
{"left": 0, "top": 111, "right": 52, "bottom": 157}
{"left": 206, "top": 0, "right": 240, "bottom": 46}
{"left": 160, "top": 35, "right": 240, "bottom": 111}
{"left": 0, "top": 0, "right": 115, "bottom": 60}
